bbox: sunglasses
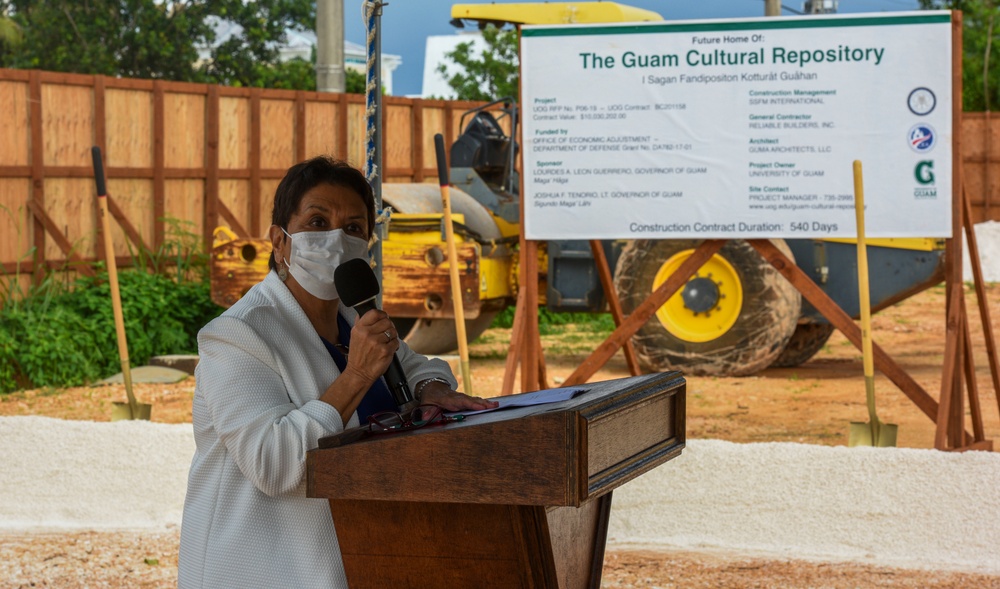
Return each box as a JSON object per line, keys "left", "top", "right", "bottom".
{"left": 367, "top": 404, "right": 465, "bottom": 434}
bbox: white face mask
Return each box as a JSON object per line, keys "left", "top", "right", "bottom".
{"left": 281, "top": 228, "right": 369, "bottom": 300}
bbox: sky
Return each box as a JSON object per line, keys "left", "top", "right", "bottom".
{"left": 342, "top": 0, "right": 925, "bottom": 97}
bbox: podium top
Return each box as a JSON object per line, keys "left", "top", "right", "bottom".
{"left": 307, "top": 371, "right": 685, "bottom": 507}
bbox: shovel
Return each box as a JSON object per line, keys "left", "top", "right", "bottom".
{"left": 92, "top": 146, "right": 151, "bottom": 421}
{"left": 434, "top": 133, "right": 473, "bottom": 394}
{"left": 848, "top": 160, "right": 897, "bottom": 447}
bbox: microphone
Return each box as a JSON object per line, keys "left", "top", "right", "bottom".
{"left": 334, "top": 258, "right": 414, "bottom": 407}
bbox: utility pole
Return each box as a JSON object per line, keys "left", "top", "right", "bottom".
{"left": 316, "top": 0, "right": 345, "bottom": 92}
{"left": 765, "top": 0, "right": 781, "bottom": 16}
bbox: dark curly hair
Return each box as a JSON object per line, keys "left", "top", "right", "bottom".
{"left": 268, "top": 156, "right": 376, "bottom": 270}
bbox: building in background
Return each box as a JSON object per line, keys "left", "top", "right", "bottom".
{"left": 198, "top": 17, "right": 403, "bottom": 94}
{"left": 421, "top": 31, "right": 487, "bottom": 99}
{"left": 804, "top": 0, "right": 838, "bottom": 13}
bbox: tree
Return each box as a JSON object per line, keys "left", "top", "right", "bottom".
{"left": 346, "top": 68, "right": 366, "bottom": 94}
{"left": 0, "top": 8, "right": 21, "bottom": 48}
{"left": 920, "top": 0, "right": 999, "bottom": 111}
{"left": 437, "top": 24, "right": 519, "bottom": 101}
{"left": 198, "top": 1, "right": 313, "bottom": 88}
{"left": 0, "top": 0, "right": 317, "bottom": 90}
{"left": 0, "top": 0, "right": 210, "bottom": 80}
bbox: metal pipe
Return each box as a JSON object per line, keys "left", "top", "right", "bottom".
{"left": 373, "top": 2, "right": 384, "bottom": 287}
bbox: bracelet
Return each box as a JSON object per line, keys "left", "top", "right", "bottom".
{"left": 414, "top": 377, "right": 451, "bottom": 401}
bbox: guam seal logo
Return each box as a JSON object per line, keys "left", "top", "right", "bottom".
{"left": 908, "top": 124, "right": 936, "bottom": 153}
{"left": 907, "top": 87, "right": 936, "bottom": 116}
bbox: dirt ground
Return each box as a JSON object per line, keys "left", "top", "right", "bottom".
{"left": 2, "top": 283, "right": 1000, "bottom": 587}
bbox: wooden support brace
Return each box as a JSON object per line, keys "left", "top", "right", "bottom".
{"left": 502, "top": 284, "right": 528, "bottom": 396}
{"left": 25, "top": 200, "right": 95, "bottom": 277}
{"left": 589, "top": 240, "right": 641, "bottom": 377}
{"left": 105, "top": 195, "right": 152, "bottom": 256}
{"left": 522, "top": 240, "right": 542, "bottom": 393}
{"left": 216, "top": 201, "right": 251, "bottom": 239}
{"left": 961, "top": 297, "right": 986, "bottom": 443}
{"left": 747, "top": 239, "right": 941, "bottom": 422}
{"left": 538, "top": 344, "right": 549, "bottom": 392}
{"left": 935, "top": 284, "right": 962, "bottom": 450}
{"left": 962, "top": 189, "right": 1000, "bottom": 420}
{"left": 563, "top": 239, "right": 725, "bottom": 387}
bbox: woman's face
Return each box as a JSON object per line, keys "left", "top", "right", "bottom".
{"left": 270, "top": 182, "right": 370, "bottom": 270}
{"left": 286, "top": 183, "right": 369, "bottom": 240}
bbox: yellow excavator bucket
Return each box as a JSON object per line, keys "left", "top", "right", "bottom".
{"left": 451, "top": 2, "right": 663, "bottom": 27}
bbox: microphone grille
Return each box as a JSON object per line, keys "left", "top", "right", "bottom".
{"left": 334, "top": 258, "right": 380, "bottom": 307}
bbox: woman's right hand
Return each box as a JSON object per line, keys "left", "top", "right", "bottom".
{"left": 342, "top": 309, "right": 399, "bottom": 386}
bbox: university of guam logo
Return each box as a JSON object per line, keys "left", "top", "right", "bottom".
{"left": 914, "top": 160, "right": 937, "bottom": 199}
{"left": 908, "top": 124, "right": 936, "bottom": 153}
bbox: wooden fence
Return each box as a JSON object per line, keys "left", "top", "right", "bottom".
{"left": 0, "top": 68, "right": 492, "bottom": 289}
{"left": 2, "top": 67, "right": 1000, "bottom": 289}
{"left": 962, "top": 112, "right": 1000, "bottom": 221}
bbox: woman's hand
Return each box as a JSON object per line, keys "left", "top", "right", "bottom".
{"left": 342, "top": 309, "right": 399, "bottom": 387}
{"left": 417, "top": 379, "right": 499, "bottom": 412}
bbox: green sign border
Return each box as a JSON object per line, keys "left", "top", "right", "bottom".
{"left": 521, "top": 12, "right": 952, "bottom": 38}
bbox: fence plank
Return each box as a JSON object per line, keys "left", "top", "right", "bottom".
{"left": 206, "top": 86, "right": 220, "bottom": 249}
{"left": 250, "top": 89, "right": 262, "bottom": 236}
{"left": 29, "top": 71, "right": 44, "bottom": 283}
{"left": 153, "top": 81, "right": 166, "bottom": 253}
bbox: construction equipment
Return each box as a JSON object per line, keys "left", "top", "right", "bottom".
{"left": 209, "top": 2, "right": 946, "bottom": 377}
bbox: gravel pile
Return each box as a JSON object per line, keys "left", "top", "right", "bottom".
{"left": 964, "top": 220, "right": 1000, "bottom": 282}
{"left": 608, "top": 439, "right": 1000, "bottom": 575}
{"left": 2, "top": 415, "right": 998, "bottom": 575}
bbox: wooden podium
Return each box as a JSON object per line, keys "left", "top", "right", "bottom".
{"left": 307, "top": 371, "right": 686, "bottom": 588}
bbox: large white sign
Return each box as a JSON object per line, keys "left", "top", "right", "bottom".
{"left": 520, "top": 12, "right": 954, "bottom": 240}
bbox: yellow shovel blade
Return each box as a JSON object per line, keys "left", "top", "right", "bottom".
{"left": 848, "top": 420, "right": 899, "bottom": 447}
{"left": 111, "top": 401, "right": 152, "bottom": 421}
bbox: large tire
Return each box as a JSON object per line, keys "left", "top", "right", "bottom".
{"left": 614, "top": 239, "right": 801, "bottom": 376}
{"left": 393, "top": 312, "right": 498, "bottom": 356}
{"left": 769, "top": 322, "right": 835, "bottom": 368}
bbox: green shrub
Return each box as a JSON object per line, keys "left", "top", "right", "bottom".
{"left": 0, "top": 217, "right": 223, "bottom": 394}
{"left": 490, "top": 306, "right": 616, "bottom": 335}
{"left": 0, "top": 270, "right": 223, "bottom": 394}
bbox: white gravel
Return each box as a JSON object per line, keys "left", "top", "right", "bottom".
{"left": 608, "top": 439, "right": 1000, "bottom": 575}
{"left": 964, "top": 220, "right": 1000, "bottom": 282}
{"left": 0, "top": 416, "right": 194, "bottom": 532}
{"left": 2, "top": 416, "right": 999, "bottom": 574}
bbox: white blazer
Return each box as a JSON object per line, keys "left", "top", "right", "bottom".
{"left": 178, "top": 271, "right": 457, "bottom": 588}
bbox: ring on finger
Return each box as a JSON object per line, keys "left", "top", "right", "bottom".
{"left": 384, "top": 330, "right": 393, "bottom": 342}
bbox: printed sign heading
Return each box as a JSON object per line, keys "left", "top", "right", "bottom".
{"left": 520, "top": 12, "right": 954, "bottom": 240}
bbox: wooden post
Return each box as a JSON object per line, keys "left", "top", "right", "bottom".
{"left": 94, "top": 75, "right": 107, "bottom": 263}
{"left": 521, "top": 241, "right": 542, "bottom": 393}
{"left": 962, "top": 187, "right": 1000, "bottom": 419}
{"left": 250, "top": 88, "right": 262, "bottom": 237}
{"left": 206, "top": 85, "right": 221, "bottom": 249}
{"left": 153, "top": 81, "right": 165, "bottom": 255}
{"left": 930, "top": 12, "right": 991, "bottom": 451}
{"left": 589, "top": 240, "right": 641, "bottom": 377}
{"left": 28, "top": 70, "right": 43, "bottom": 286}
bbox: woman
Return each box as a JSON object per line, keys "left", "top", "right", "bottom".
{"left": 178, "top": 156, "right": 496, "bottom": 588}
